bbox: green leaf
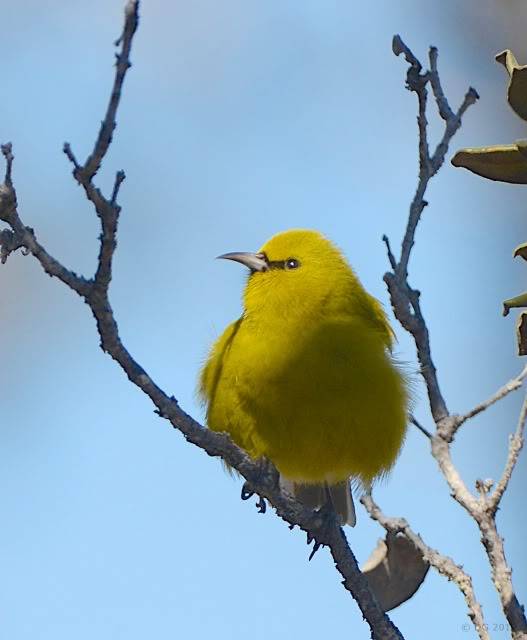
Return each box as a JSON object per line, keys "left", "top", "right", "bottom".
{"left": 513, "top": 242, "right": 527, "bottom": 261}
{"left": 503, "top": 292, "right": 527, "bottom": 316}
{"left": 451, "top": 142, "right": 527, "bottom": 184}
{"left": 496, "top": 50, "right": 527, "bottom": 122}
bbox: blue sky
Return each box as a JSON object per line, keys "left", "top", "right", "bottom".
{"left": 1, "top": 1, "right": 526, "bottom": 638}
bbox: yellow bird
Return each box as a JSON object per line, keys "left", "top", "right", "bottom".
{"left": 199, "top": 229, "right": 408, "bottom": 526}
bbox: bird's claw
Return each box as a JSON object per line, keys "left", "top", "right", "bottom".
{"left": 256, "top": 495, "right": 267, "bottom": 513}
{"left": 241, "top": 482, "right": 255, "bottom": 501}
{"left": 240, "top": 481, "right": 267, "bottom": 514}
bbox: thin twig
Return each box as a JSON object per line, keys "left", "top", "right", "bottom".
{"left": 385, "top": 271, "right": 447, "bottom": 422}
{"left": 428, "top": 47, "right": 454, "bottom": 122}
{"left": 488, "top": 391, "right": 527, "bottom": 515}
{"left": 82, "top": 0, "right": 139, "bottom": 180}
{"left": 430, "top": 87, "right": 479, "bottom": 176}
{"left": 0, "top": 179, "right": 91, "bottom": 294}
{"left": 382, "top": 234, "right": 397, "bottom": 271}
{"left": 362, "top": 492, "right": 490, "bottom": 640}
{"left": 392, "top": 35, "right": 422, "bottom": 72}
{"left": 111, "top": 170, "right": 126, "bottom": 204}
{"left": 451, "top": 365, "right": 527, "bottom": 438}
{"left": 410, "top": 415, "right": 432, "bottom": 439}
{"left": 62, "top": 142, "right": 80, "bottom": 170}
{"left": 1, "top": 143, "right": 14, "bottom": 186}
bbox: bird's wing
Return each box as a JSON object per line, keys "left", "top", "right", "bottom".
{"left": 198, "top": 317, "right": 243, "bottom": 407}
{"left": 357, "top": 292, "right": 395, "bottom": 351}
{"left": 199, "top": 318, "right": 263, "bottom": 458}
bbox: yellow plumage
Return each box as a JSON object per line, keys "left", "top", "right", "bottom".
{"left": 199, "top": 229, "right": 408, "bottom": 525}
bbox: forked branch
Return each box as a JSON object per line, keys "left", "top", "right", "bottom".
{"left": 383, "top": 35, "right": 527, "bottom": 640}
{"left": 361, "top": 493, "right": 489, "bottom": 640}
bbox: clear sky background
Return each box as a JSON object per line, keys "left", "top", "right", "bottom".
{"left": 1, "top": 1, "right": 526, "bottom": 639}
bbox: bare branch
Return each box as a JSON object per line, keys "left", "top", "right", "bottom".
{"left": 384, "top": 271, "right": 447, "bottom": 422}
{"left": 431, "top": 434, "right": 482, "bottom": 513}
{"left": 361, "top": 492, "right": 490, "bottom": 640}
{"left": 386, "top": 37, "right": 477, "bottom": 420}
{"left": 478, "top": 514, "right": 527, "bottom": 639}
{"left": 475, "top": 478, "right": 494, "bottom": 503}
{"left": 62, "top": 142, "right": 80, "bottom": 170}
{"left": 59, "top": 3, "right": 139, "bottom": 296}
{"left": 432, "top": 431, "right": 527, "bottom": 639}
{"left": 488, "top": 391, "right": 527, "bottom": 514}
{"left": 429, "top": 88, "right": 479, "bottom": 176}
{"left": 0, "top": 161, "right": 92, "bottom": 295}
{"left": 410, "top": 415, "right": 432, "bottom": 439}
{"left": 1, "top": 143, "right": 14, "bottom": 186}
{"left": 428, "top": 47, "right": 454, "bottom": 122}
{"left": 0, "top": 228, "right": 25, "bottom": 264}
{"left": 111, "top": 170, "right": 126, "bottom": 204}
{"left": 392, "top": 34, "right": 422, "bottom": 73}
{"left": 382, "top": 234, "right": 397, "bottom": 271}
{"left": 392, "top": 37, "right": 430, "bottom": 280}
{"left": 451, "top": 365, "right": 527, "bottom": 437}
{"left": 386, "top": 36, "right": 527, "bottom": 639}
{"left": 83, "top": 0, "right": 139, "bottom": 180}
{"left": 390, "top": 37, "right": 478, "bottom": 285}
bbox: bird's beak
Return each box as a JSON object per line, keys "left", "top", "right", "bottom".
{"left": 216, "top": 252, "right": 268, "bottom": 272}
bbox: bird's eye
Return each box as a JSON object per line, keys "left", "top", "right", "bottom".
{"left": 285, "top": 258, "right": 300, "bottom": 270}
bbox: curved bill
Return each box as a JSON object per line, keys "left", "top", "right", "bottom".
{"left": 216, "top": 252, "right": 268, "bottom": 272}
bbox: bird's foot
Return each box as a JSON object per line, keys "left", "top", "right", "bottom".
{"left": 240, "top": 483, "right": 267, "bottom": 514}
{"left": 240, "top": 458, "right": 278, "bottom": 515}
{"left": 306, "top": 499, "right": 339, "bottom": 561}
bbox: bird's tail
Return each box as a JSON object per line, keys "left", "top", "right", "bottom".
{"left": 280, "top": 478, "right": 356, "bottom": 527}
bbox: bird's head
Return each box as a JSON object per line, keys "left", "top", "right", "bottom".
{"left": 218, "top": 229, "right": 361, "bottom": 322}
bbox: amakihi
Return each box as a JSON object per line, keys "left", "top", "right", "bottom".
{"left": 200, "top": 229, "right": 409, "bottom": 526}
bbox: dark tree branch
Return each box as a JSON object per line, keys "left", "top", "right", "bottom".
{"left": 1, "top": 142, "right": 14, "bottom": 185}
{"left": 388, "top": 34, "right": 476, "bottom": 421}
{"left": 410, "top": 415, "right": 432, "bottom": 439}
{"left": 83, "top": 0, "right": 139, "bottom": 181}
{"left": 386, "top": 36, "right": 527, "bottom": 639}
{"left": 382, "top": 234, "right": 397, "bottom": 272}
{"left": 111, "top": 170, "right": 126, "bottom": 204}
{"left": 388, "top": 37, "right": 478, "bottom": 425}
{"left": 0, "top": 146, "right": 91, "bottom": 293}
{"left": 0, "top": 3, "right": 403, "bottom": 639}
